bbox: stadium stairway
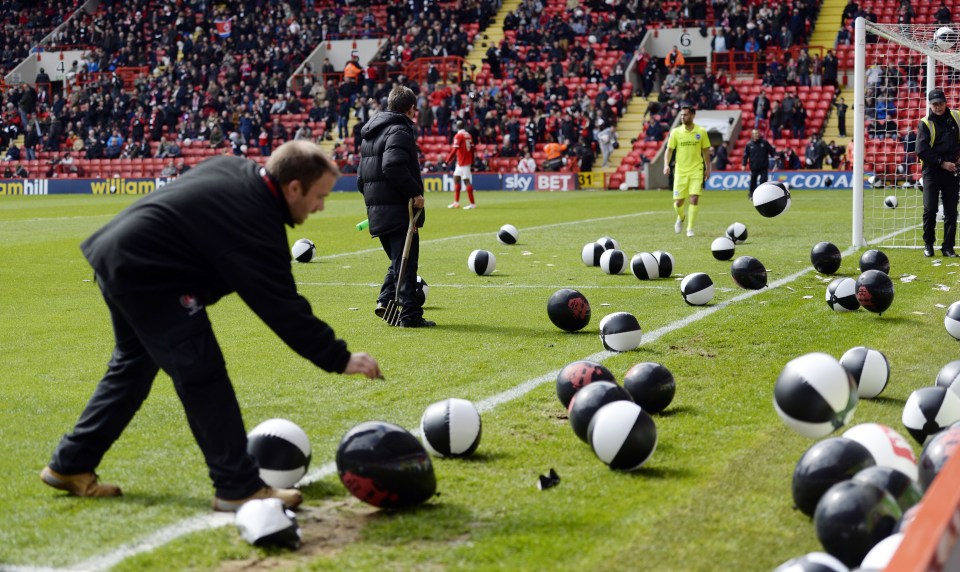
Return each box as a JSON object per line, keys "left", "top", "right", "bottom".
{"left": 605, "top": 96, "right": 650, "bottom": 173}
{"left": 808, "top": 0, "right": 847, "bottom": 50}
{"left": 464, "top": 0, "right": 521, "bottom": 73}
{"left": 821, "top": 84, "right": 853, "bottom": 148}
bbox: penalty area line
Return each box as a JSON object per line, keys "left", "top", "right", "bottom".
{"left": 11, "top": 246, "right": 842, "bottom": 572}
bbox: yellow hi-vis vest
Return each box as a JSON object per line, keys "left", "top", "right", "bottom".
{"left": 920, "top": 110, "right": 960, "bottom": 165}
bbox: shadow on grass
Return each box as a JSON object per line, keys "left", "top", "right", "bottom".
{"left": 631, "top": 465, "right": 696, "bottom": 480}
{"left": 105, "top": 492, "right": 211, "bottom": 510}
{"left": 868, "top": 395, "right": 906, "bottom": 406}
{"left": 300, "top": 479, "right": 347, "bottom": 499}
{"left": 430, "top": 323, "right": 570, "bottom": 337}
{"left": 656, "top": 405, "right": 698, "bottom": 418}
{"left": 432, "top": 450, "right": 511, "bottom": 463}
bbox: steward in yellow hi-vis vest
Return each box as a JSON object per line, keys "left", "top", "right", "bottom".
{"left": 916, "top": 88, "right": 960, "bottom": 257}
{"left": 664, "top": 105, "right": 711, "bottom": 237}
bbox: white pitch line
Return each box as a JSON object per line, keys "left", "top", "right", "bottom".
{"left": 9, "top": 243, "right": 854, "bottom": 572}
{"left": 315, "top": 211, "right": 660, "bottom": 260}
{"left": 296, "top": 281, "right": 679, "bottom": 291}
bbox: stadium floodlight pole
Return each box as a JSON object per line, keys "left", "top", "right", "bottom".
{"left": 853, "top": 17, "right": 867, "bottom": 247}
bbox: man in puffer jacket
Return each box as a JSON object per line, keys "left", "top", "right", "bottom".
{"left": 358, "top": 86, "right": 435, "bottom": 327}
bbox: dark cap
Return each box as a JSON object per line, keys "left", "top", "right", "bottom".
{"left": 929, "top": 89, "right": 947, "bottom": 103}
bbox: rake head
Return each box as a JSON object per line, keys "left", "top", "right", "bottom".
{"left": 381, "top": 299, "right": 404, "bottom": 326}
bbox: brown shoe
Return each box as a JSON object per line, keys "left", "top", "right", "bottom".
{"left": 212, "top": 486, "right": 303, "bottom": 512}
{"left": 40, "top": 466, "right": 122, "bottom": 497}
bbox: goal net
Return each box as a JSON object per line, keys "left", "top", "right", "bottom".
{"left": 853, "top": 18, "right": 960, "bottom": 248}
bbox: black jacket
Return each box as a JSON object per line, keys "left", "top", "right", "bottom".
{"left": 81, "top": 155, "right": 351, "bottom": 373}
{"left": 917, "top": 108, "right": 960, "bottom": 174}
{"left": 743, "top": 139, "right": 776, "bottom": 171}
{"left": 357, "top": 111, "right": 425, "bottom": 236}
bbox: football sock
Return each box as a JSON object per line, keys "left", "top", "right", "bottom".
{"left": 673, "top": 202, "right": 684, "bottom": 221}
{"left": 466, "top": 184, "right": 474, "bottom": 204}
{"left": 453, "top": 183, "right": 461, "bottom": 203}
{"left": 687, "top": 203, "right": 699, "bottom": 230}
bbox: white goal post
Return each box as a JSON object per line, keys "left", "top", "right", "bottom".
{"left": 853, "top": 17, "right": 960, "bottom": 248}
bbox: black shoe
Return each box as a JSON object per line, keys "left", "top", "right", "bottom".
{"left": 924, "top": 245, "right": 935, "bottom": 257}
{"left": 943, "top": 248, "right": 959, "bottom": 258}
{"left": 374, "top": 303, "right": 386, "bottom": 318}
{"left": 399, "top": 317, "right": 436, "bottom": 328}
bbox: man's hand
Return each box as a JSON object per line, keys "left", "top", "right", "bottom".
{"left": 944, "top": 161, "right": 958, "bottom": 173}
{"left": 663, "top": 164, "right": 670, "bottom": 176}
{"left": 413, "top": 195, "right": 425, "bottom": 209}
{"left": 344, "top": 352, "right": 383, "bottom": 379}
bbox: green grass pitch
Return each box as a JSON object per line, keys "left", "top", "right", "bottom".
{"left": 1, "top": 189, "right": 956, "bottom": 571}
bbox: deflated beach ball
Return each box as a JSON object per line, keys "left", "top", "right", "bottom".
{"left": 774, "top": 352, "right": 858, "bottom": 439}
{"left": 630, "top": 252, "right": 659, "bottom": 280}
{"left": 826, "top": 277, "right": 860, "bottom": 312}
{"left": 856, "top": 270, "right": 895, "bottom": 314}
{"left": 711, "top": 236, "right": 735, "bottom": 261}
{"left": 680, "top": 272, "right": 714, "bottom": 306}
{"left": 336, "top": 421, "right": 436, "bottom": 509}
{"left": 884, "top": 195, "right": 898, "bottom": 209}
{"left": 945, "top": 302, "right": 960, "bottom": 340}
{"left": 291, "top": 238, "right": 316, "bottom": 263}
{"left": 842, "top": 423, "right": 919, "bottom": 482}
{"left": 814, "top": 480, "right": 902, "bottom": 567}
{"left": 726, "top": 222, "right": 748, "bottom": 244}
{"left": 753, "top": 181, "right": 791, "bottom": 218}
{"left": 247, "top": 418, "right": 312, "bottom": 489}
{"left": 599, "top": 249, "right": 627, "bottom": 275}
{"left": 468, "top": 249, "right": 496, "bottom": 275}
{"left": 596, "top": 236, "right": 620, "bottom": 250}
{"left": 859, "top": 250, "right": 891, "bottom": 274}
{"left": 497, "top": 224, "right": 519, "bottom": 245}
{"left": 599, "top": 312, "right": 643, "bottom": 352}
{"left": 413, "top": 275, "right": 429, "bottom": 306}
{"left": 568, "top": 381, "right": 633, "bottom": 443}
{"left": 730, "top": 256, "right": 767, "bottom": 289}
{"left": 936, "top": 360, "right": 960, "bottom": 397}
{"left": 839, "top": 347, "right": 890, "bottom": 399}
{"left": 811, "top": 242, "right": 842, "bottom": 274}
{"left": 546, "top": 288, "right": 591, "bottom": 332}
{"left": 420, "top": 398, "right": 481, "bottom": 458}
{"left": 235, "top": 498, "right": 301, "bottom": 550}
{"left": 902, "top": 386, "right": 960, "bottom": 445}
{"left": 622, "top": 362, "right": 675, "bottom": 413}
{"left": 651, "top": 250, "right": 675, "bottom": 278}
{"left": 918, "top": 422, "right": 960, "bottom": 491}
{"left": 588, "top": 401, "right": 657, "bottom": 471}
{"left": 556, "top": 360, "right": 616, "bottom": 408}
{"left": 792, "top": 437, "right": 876, "bottom": 517}
{"left": 582, "top": 242, "right": 605, "bottom": 266}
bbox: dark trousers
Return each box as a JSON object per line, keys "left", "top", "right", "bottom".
{"left": 923, "top": 170, "right": 960, "bottom": 249}
{"left": 378, "top": 229, "right": 422, "bottom": 321}
{"left": 49, "top": 277, "right": 263, "bottom": 500}
{"left": 749, "top": 170, "right": 768, "bottom": 195}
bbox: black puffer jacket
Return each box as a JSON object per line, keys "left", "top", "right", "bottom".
{"left": 357, "top": 111, "right": 425, "bottom": 236}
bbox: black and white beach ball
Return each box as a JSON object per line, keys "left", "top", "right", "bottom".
{"left": 945, "top": 302, "right": 960, "bottom": 340}
{"left": 599, "top": 249, "right": 627, "bottom": 275}
{"left": 752, "top": 181, "right": 791, "bottom": 217}
{"left": 588, "top": 401, "right": 658, "bottom": 471}
{"left": 413, "top": 275, "right": 429, "bottom": 306}
{"left": 918, "top": 422, "right": 960, "bottom": 491}
{"left": 813, "top": 480, "right": 902, "bottom": 567}
{"left": 792, "top": 436, "right": 876, "bottom": 517}
{"left": 599, "top": 312, "right": 643, "bottom": 352}
{"left": 468, "top": 249, "right": 496, "bottom": 275}
{"left": 902, "top": 386, "right": 960, "bottom": 445}
{"left": 726, "top": 222, "right": 748, "bottom": 244}
{"left": 630, "top": 252, "right": 659, "bottom": 280}
{"left": 936, "top": 360, "right": 960, "bottom": 397}
{"left": 852, "top": 466, "right": 922, "bottom": 513}
{"left": 842, "top": 423, "right": 919, "bottom": 482}
{"left": 772, "top": 553, "right": 849, "bottom": 572}
{"left": 774, "top": 352, "right": 858, "bottom": 439}
{"left": 247, "top": 418, "right": 312, "bottom": 489}
{"left": 839, "top": 347, "right": 890, "bottom": 399}
{"left": 596, "top": 236, "right": 620, "bottom": 250}
{"left": 420, "top": 398, "right": 482, "bottom": 458}
{"left": 680, "top": 272, "right": 714, "bottom": 306}
{"left": 651, "top": 250, "right": 675, "bottom": 278}
{"left": 710, "top": 236, "right": 736, "bottom": 261}
{"left": 497, "top": 224, "right": 519, "bottom": 245}
{"left": 581, "top": 242, "right": 605, "bottom": 266}
{"left": 291, "top": 238, "right": 316, "bottom": 263}
{"left": 826, "top": 277, "right": 859, "bottom": 312}
{"left": 567, "top": 381, "right": 633, "bottom": 443}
